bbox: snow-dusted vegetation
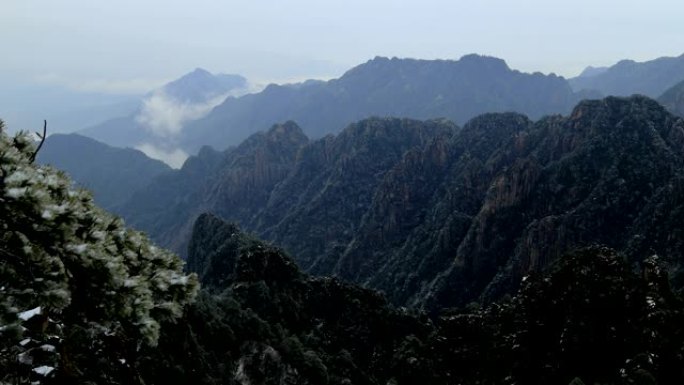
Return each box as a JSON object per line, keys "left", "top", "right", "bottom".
{"left": 0, "top": 120, "right": 198, "bottom": 384}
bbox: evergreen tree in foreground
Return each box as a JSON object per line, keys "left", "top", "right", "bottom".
{"left": 0, "top": 120, "right": 198, "bottom": 384}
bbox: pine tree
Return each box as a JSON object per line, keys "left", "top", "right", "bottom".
{"left": 0, "top": 122, "right": 198, "bottom": 384}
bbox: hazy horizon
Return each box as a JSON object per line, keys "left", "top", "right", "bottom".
{"left": 3, "top": 0, "right": 684, "bottom": 95}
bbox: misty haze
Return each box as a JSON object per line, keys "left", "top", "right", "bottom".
{"left": 3, "top": 1, "right": 684, "bottom": 384}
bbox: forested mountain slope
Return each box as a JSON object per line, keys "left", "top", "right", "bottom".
{"left": 37, "top": 133, "right": 171, "bottom": 211}
{"left": 4, "top": 119, "right": 684, "bottom": 384}
{"left": 146, "top": 214, "right": 684, "bottom": 385}
{"left": 120, "top": 95, "right": 684, "bottom": 312}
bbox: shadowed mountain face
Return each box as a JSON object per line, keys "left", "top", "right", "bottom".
{"left": 420, "top": 96, "right": 684, "bottom": 309}
{"left": 36, "top": 133, "right": 171, "bottom": 211}
{"left": 118, "top": 121, "right": 311, "bottom": 254}
{"left": 119, "top": 118, "right": 449, "bottom": 256}
{"left": 162, "top": 68, "right": 247, "bottom": 104}
{"left": 117, "top": 95, "right": 684, "bottom": 312}
{"left": 659, "top": 79, "right": 684, "bottom": 117}
{"left": 140, "top": 213, "right": 684, "bottom": 385}
{"left": 8, "top": 120, "right": 684, "bottom": 384}
{"left": 570, "top": 53, "right": 684, "bottom": 97}
{"left": 180, "top": 54, "right": 582, "bottom": 152}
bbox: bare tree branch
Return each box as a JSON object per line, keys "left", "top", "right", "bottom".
{"left": 29, "top": 120, "right": 47, "bottom": 162}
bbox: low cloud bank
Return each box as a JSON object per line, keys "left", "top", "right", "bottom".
{"left": 135, "top": 143, "right": 189, "bottom": 169}
{"left": 135, "top": 90, "right": 228, "bottom": 137}
{"left": 131, "top": 80, "right": 257, "bottom": 168}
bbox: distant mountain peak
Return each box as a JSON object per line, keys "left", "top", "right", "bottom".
{"left": 181, "top": 54, "right": 582, "bottom": 152}
{"left": 459, "top": 53, "right": 506, "bottom": 63}
{"left": 190, "top": 67, "right": 212, "bottom": 76}
{"left": 459, "top": 53, "right": 510, "bottom": 70}
{"left": 165, "top": 68, "right": 215, "bottom": 88}
{"left": 161, "top": 68, "right": 247, "bottom": 103}
{"left": 577, "top": 65, "right": 608, "bottom": 78}
{"left": 569, "top": 53, "right": 684, "bottom": 97}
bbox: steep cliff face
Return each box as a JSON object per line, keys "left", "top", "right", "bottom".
{"left": 206, "top": 121, "right": 310, "bottom": 225}
{"left": 119, "top": 121, "right": 308, "bottom": 254}
{"left": 422, "top": 96, "right": 684, "bottom": 309}
{"left": 121, "top": 117, "right": 451, "bottom": 259}
{"left": 332, "top": 113, "right": 532, "bottom": 303}
{"left": 257, "top": 118, "right": 455, "bottom": 270}
{"left": 122, "top": 96, "right": 684, "bottom": 312}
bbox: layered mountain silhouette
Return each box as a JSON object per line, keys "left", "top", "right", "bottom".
{"left": 570, "top": 53, "right": 684, "bottom": 97}
{"left": 72, "top": 53, "right": 684, "bottom": 161}
{"left": 180, "top": 54, "right": 585, "bottom": 153}
{"left": 106, "top": 95, "right": 684, "bottom": 311}
{"left": 8, "top": 119, "right": 684, "bottom": 384}
{"left": 37, "top": 133, "right": 171, "bottom": 211}
{"left": 10, "top": 53, "right": 684, "bottom": 385}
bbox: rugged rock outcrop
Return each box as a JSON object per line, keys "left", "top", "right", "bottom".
{"left": 120, "top": 121, "right": 309, "bottom": 253}
{"left": 423, "top": 96, "right": 684, "bottom": 308}
{"left": 121, "top": 96, "right": 684, "bottom": 311}
{"left": 258, "top": 118, "right": 454, "bottom": 269}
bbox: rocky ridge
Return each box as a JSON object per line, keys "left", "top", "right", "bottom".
{"left": 119, "top": 95, "right": 684, "bottom": 311}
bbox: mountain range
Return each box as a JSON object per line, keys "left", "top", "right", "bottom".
{"left": 7, "top": 52, "right": 684, "bottom": 384}
{"left": 75, "top": 94, "right": 680, "bottom": 313}
{"left": 58, "top": 52, "right": 684, "bottom": 163}
{"left": 34, "top": 51, "right": 684, "bottom": 311}
{"left": 6, "top": 118, "right": 684, "bottom": 384}
{"left": 570, "top": 53, "right": 684, "bottom": 97}
{"left": 82, "top": 53, "right": 684, "bottom": 158}
{"left": 179, "top": 54, "right": 588, "bottom": 153}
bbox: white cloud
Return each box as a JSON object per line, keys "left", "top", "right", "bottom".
{"left": 135, "top": 143, "right": 189, "bottom": 169}
{"left": 134, "top": 90, "right": 230, "bottom": 137}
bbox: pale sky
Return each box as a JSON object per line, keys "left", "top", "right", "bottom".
{"left": 2, "top": 0, "right": 684, "bottom": 94}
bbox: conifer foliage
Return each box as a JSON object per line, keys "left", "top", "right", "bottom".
{"left": 0, "top": 121, "right": 198, "bottom": 384}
